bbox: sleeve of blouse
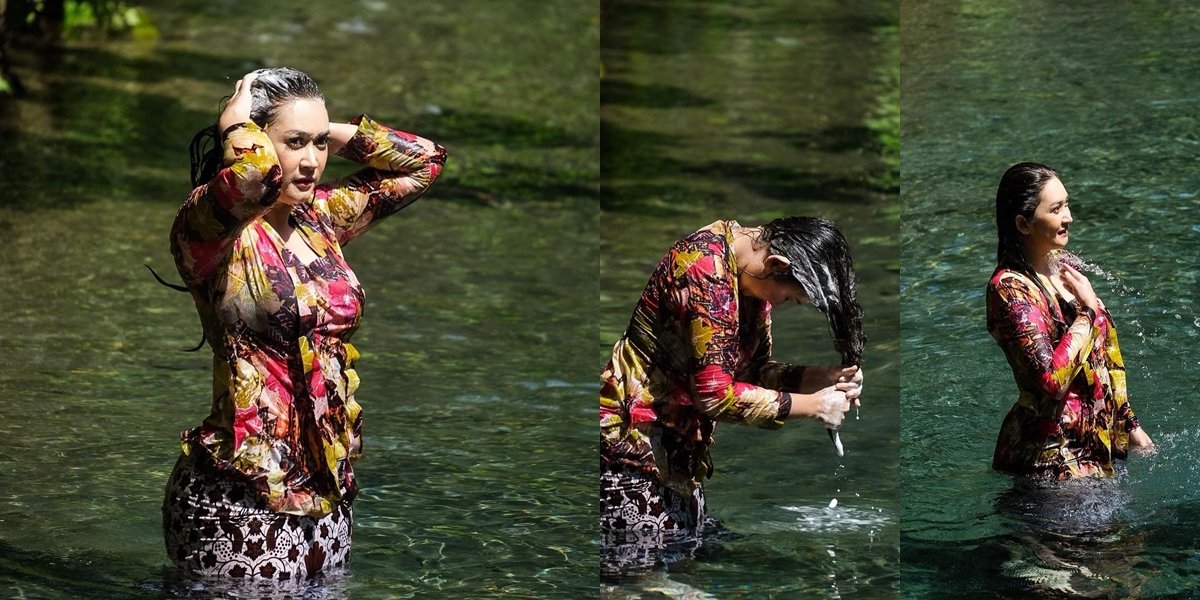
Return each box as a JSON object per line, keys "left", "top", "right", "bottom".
{"left": 170, "top": 122, "right": 283, "bottom": 285}
{"left": 324, "top": 114, "right": 447, "bottom": 245}
{"left": 987, "top": 273, "right": 1107, "bottom": 401}
{"left": 1104, "top": 318, "right": 1141, "bottom": 432}
{"left": 743, "top": 309, "right": 808, "bottom": 390}
{"left": 679, "top": 250, "right": 787, "bottom": 429}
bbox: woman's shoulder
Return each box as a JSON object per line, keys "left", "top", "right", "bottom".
{"left": 986, "top": 267, "right": 1050, "bottom": 310}
{"left": 677, "top": 220, "right": 730, "bottom": 244}
{"left": 651, "top": 222, "right": 733, "bottom": 287}
{"left": 988, "top": 266, "right": 1035, "bottom": 291}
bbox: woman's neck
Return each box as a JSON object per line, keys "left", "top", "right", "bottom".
{"left": 731, "top": 224, "right": 765, "bottom": 272}
{"left": 1025, "top": 245, "right": 1053, "bottom": 278}
{"left": 264, "top": 203, "right": 293, "bottom": 238}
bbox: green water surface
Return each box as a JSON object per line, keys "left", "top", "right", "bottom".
{"left": 902, "top": 1, "right": 1200, "bottom": 596}
{"left": 602, "top": 0, "right": 900, "bottom": 597}
{"left": 0, "top": 1, "right": 598, "bottom": 598}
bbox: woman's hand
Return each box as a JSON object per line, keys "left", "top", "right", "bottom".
{"left": 791, "top": 383, "right": 856, "bottom": 428}
{"left": 804, "top": 365, "right": 863, "bottom": 393}
{"left": 1059, "top": 264, "right": 1101, "bottom": 313}
{"left": 218, "top": 71, "right": 260, "bottom": 132}
{"left": 327, "top": 122, "right": 359, "bottom": 156}
{"left": 1129, "top": 426, "right": 1156, "bottom": 455}
{"left": 835, "top": 365, "right": 863, "bottom": 407}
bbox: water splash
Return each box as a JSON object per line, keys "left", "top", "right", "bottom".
{"left": 777, "top": 503, "right": 892, "bottom": 535}
{"left": 1048, "top": 249, "right": 1139, "bottom": 298}
{"left": 1048, "top": 249, "right": 1158, "bottom": 360}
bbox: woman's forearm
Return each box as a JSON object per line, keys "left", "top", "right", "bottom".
{"left": 1130, "top": 426, "right": 1154, "bottom": 448}
{"left": 328, "top": 122, "right": 359, "bottom": 156}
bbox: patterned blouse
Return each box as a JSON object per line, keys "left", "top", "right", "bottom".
{"left": 986, "top": 267, "right": 1140, "bottom": 479}
{"left": 600, "top": 221, "right": 807, "bottom": 494}
{"left": 170, "top": 115, "right": 446, "bottom": 516}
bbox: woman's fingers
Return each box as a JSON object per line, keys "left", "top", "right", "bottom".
{"left": 836, "top": 365, "right": 863, "bottom": 387}
{"left": 817, "top": 388, "right": 850, "bottom": 428}
{"left": 219, "top": 72, "right": 261, "bottom": 131}
{"left": 1059, "top": 264, "right": 1101, "bottom": 311}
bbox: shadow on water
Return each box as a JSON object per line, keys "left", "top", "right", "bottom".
{"left": 406, "top": 108, "right": 594, "bottom": 150}
{"left": 905, "top": 477, "right": 1165, "bottom": 599}
{"left": 751, "top": 125, "right": 891, "bottom": 159}
{"left": 600, "top": 0, "right": 750, "bottom": 57}
{"left": 599, "top": 119, "right": 884, "bottom": 214}
{"left": 0, "top": 43, "right": 254, "bottom": 210}
{"left": 601, "top": 80, "right": 714, "bottom": 110}
{"left": 599, "top": 119, "right": 685, "bottom": 178}
{"left": 0, "top": 538, "right": 147, "bottom": 598}
{"left": 676, "top": 159, "right": 883, "bottom": 204}
{"left": 0, "top": 44, "right": 598, "bottom": 212}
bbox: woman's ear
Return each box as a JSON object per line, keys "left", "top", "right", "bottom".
{"left": 1014, "top": 215, "right": 1030, "bottom": 235}
{"left": 764, "top": 254, "right": 792, "bottom": 274}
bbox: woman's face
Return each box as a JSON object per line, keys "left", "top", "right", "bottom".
{"left": 1020, "top": 176, "right": 1072, "bottom": 256}
{"left": 740, "top": 265, "right": 811, "bottom": 306}
{"left": 265, "top": 98, "right": 330, "bottom": 205}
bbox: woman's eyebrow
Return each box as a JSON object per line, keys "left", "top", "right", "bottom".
{"left": 284, "top": 129, "right": 331, "bottom": 138}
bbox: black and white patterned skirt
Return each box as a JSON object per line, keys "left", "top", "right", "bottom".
{"left": 600, "top": 461, "right": 709, "bottom": 577}
{"left": 162, "top": 453, "right": 353, "bottom": 581}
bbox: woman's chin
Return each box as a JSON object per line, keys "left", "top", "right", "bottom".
{"left": 279, "top": 193, "right": 310, "bottom": 206}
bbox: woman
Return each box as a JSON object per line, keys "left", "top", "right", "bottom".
{"left": 162, "top": 68, "right": 446, "bottom": 580}
{"left": 987, "top": 162, "right": 1152, "bottom": 480}
{"left": 599, "top": 217, "right": 866, "bottom": 572}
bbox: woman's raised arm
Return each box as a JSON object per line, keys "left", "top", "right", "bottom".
{"left": 171, "top": 73, "right": 282, "bottom": 286}
{"left": 322, "top": 115, "right": 447, "bottom": 245}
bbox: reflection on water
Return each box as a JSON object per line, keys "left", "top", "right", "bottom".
{"left": 602, "top": 0, "right": 899, "bottom": 596}
{"left": 0, "top": 1, "right": 597, "bottom": 598}
{"left": 907, "top": 478, "right": 1150, "bottom": 598}
{"left": 902, "top": 1, "right": 1200, "bottom": 596}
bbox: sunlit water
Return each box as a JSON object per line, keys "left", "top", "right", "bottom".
{"left": 902, "top": 1, "right": 1200, "bottom": 596}
{"left": 602, "top": 0, "right": 899, "bottom": 597}
{"left": 0, "top": 1, "right": 598, "bottom": 598}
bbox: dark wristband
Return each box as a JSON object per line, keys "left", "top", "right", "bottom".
{"left": 777, "top": 392, "right": 793, "bottom": 421}
{"left": 1078, "top": 302, "right": 1097, "bottom": 323}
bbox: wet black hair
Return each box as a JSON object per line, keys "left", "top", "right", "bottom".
{"left": 995, "top": 161, "right": 1061, "bottom": 273}
{"left": 187, "top": 67, "right": 325, "bottom": 188}
{"left": 758, "top": 217, "right": 866, "bottom": 365}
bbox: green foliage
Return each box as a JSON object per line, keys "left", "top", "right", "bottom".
{"left": 11, "top": 0, "right": 155, "bottom": 38}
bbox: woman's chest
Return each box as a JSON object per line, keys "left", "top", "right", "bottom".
{"left": 220, "top": 219, "right": 365, "bottom": 333}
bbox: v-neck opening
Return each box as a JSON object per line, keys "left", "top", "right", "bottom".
{"left": 262, "top": 213, "right": 322, "bottom": 269}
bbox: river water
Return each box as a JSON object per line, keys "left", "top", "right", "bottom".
{"left": 602, "top": 0, "right": 899, "bottom": 597}
{"left": 0, "top": 1, "right": 597, "bottom": 598}
{"left": 902, "top": 1, "right": 1200, "bottom": 596}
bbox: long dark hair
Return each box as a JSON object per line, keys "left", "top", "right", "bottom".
{"left": 187, "top": 67, "right": 325, "bottom": 188}
{"left": 995, "top": 162, "right": 1060, "bottom": 273}
{"left": 759, "top": 217, "right": 866, "bottom": 365}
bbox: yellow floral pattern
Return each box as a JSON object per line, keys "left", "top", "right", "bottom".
{"left": 600, "top": 221, "right": 808, "bottom": 494}
{"left": 987, "top": 268, "right": 1140, "bottom": 479}
{"left": 170, "top": 116, "right": 445, "bottom": 516}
